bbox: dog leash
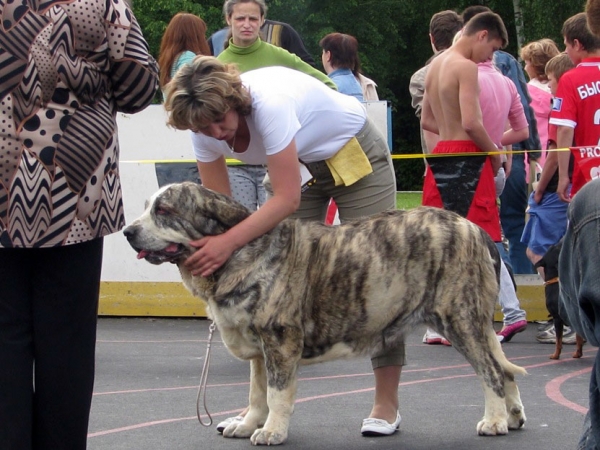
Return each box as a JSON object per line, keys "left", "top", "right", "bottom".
{"left": 196, "top": 321, "right": 216, "bottom": 427}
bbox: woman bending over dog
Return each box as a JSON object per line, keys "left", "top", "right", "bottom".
{"left": 164, "top": 56, "right": 404, "bottom": 437}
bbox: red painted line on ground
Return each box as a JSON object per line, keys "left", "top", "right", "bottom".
{"left": 88, "top": 417, "right": 196, "bottom": 437}
{"left": 86, "top": 368, "right": 508, "bottom": 438}
{"left": 545, "top": 367, "right": 592, "bottom": 415}
{"left": 92, "top": 350, "right": 594, "bottom": 397}
{"left": 297, "top": 372, "right": 478, "bottom": 404}
{"left": 88, "top": 350, "right": 595, "bottom": 438}
{"left": 88, "top": 370, "right": 486, "bottom": 438}
{"left": 92, "top": 363, "right": 482, "bottom": 397}
{"left": 93, "top": 383, "right": 248, "bottom": 396}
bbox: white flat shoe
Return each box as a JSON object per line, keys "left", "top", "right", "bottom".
{"left": 216, "top": 415, "right": 244, "bottom": 433}
{"left": 361, "top": 411, "right": 401, "bottom": 436}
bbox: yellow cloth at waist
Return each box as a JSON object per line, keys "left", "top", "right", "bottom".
{"left": 325, "top": 136, "right": 373, "bottom": 186}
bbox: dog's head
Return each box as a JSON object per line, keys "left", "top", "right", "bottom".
{"left": 536, "top": 240, "right": 563, "bottom": 281}
{"left": 123, "top": 182, "right": 251, "bottom": 265}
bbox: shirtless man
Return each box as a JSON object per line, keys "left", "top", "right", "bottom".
{"left": 421, "top": 11, "right": 508, "bottom": 243}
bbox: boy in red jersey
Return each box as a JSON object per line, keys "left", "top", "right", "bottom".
{"left": 550, "top": 12, "right": 600, "bottom": 202}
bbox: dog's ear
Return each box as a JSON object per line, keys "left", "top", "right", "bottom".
{"left": 542, "top": 242, "right": 562, "bottom": 267}
{"left": 184, "top": 182, "right": 252, "bottom": 231}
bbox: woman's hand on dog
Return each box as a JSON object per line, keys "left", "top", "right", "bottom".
{"left": 185, "top": 234, "right": 236, "bottom": 277}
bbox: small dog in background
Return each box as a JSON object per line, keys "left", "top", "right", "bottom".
{"left": 535, "top": 241, "right": 585, "bottom": 360}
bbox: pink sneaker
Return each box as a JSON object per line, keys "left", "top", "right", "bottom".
{"left": 423, "top": 329, "right": 444, "bottom": 344}
{"left": 441, "top": 337, "right": 452, "bottom": 346}
{"left": 497, "top": 320, "right": 527, "bottom": 343}
{"left": 423, "top": 329, "right": 451, "bottom": 346}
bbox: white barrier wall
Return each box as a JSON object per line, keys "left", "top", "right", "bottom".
{"left": 104, "top": 108, "right": 189, "bottom": 283}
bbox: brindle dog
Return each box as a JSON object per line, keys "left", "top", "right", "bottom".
{"left": 124, "top": 182, "right": 526, "bottom": 446}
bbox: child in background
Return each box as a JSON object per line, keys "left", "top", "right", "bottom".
{"left": 521, "top": 53, "right": 575, "bottom": 276}
{"left": 520, "top": 39, "right": 560, "bottom": 164}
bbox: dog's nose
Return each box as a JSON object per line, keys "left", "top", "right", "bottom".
{"left": 123, "top": 227, "right": 135, "bottom": 239}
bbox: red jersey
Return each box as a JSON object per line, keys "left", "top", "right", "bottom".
{"left": 549, "top": 57, "right": 600, "bottom": 147}
{"left": 549, "top": 57, "right": 600, "bottom": 194}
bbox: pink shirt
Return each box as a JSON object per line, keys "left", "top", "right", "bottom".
{"left": 478, "top": 61, "right": 528, "bottom": 147}
{"left": 527, "top": 79, "right": 552, "bottom": 151}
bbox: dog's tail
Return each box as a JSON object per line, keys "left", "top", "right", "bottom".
{"left": 489, "top": 332, "right": 528, "bottom": 377}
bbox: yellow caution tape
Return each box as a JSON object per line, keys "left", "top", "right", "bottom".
{"left": 120, "top": 148, "right": 572, "bottom": 164}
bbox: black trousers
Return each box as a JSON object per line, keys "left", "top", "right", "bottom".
{"left": 0, "top": 238, "right": 103, "bottom": 450}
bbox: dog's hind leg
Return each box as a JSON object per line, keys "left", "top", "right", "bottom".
{"left": 448, "top": 325, "right": 525, "bottom": 435}
{"left": 486, "top": 329, "right": 526, "bottom": 432}
{"left": 503, "top": 370, "right": 526, "bottom": 430}
{"left": 474, "top": 379, "right": 525, "bottom": 435}
{"left": 477, "top": 382, "right": 509, "bottom": 435}
{"left": 446, "top": 326, "right": 509, "bottom": 435}
{"left": 223, "top": 357, "right": 269, "bottom": 439}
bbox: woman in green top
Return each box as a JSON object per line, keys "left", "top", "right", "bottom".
{"left": 213, "top": 0, "right": 335, "bottom": 212}
{"left": 217, "top": 3, "right": 335, "bottom": 89}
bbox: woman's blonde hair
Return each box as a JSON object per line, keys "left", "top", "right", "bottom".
{"left": 520, "top": 39, "right": 560, "bottom": 82}
{"left": 164, "top": 56, "right": 252, "bottom": 131}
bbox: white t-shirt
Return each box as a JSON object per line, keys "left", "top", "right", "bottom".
{"left": 191, "top": 66, "right": 367, "bottom": 164}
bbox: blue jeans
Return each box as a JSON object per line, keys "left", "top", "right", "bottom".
{"left": 559, "top": 179, "right": 600, "bottom": 450}
{"left": 500, "top": 153, "right": 535, "bottom": 274}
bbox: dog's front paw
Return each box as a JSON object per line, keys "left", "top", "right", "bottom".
{"left": 507, "top": 404, "right": 526, "bottom": 430}
{"left": 477, "top": 417, "right": 509, "bottom": 436}
{"left": 250, "top": 428, "right": 287, "bottom": 446}
{"left": 222, "top": 421, "right": 256, "bottom": 439}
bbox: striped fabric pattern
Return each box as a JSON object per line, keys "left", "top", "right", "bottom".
{"left": 0, "top": 0, "right": 158, "bottom": 248}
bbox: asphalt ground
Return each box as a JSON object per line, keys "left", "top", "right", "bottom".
{"left": 88, "top": 318, "right": 595, "bottom": 450}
